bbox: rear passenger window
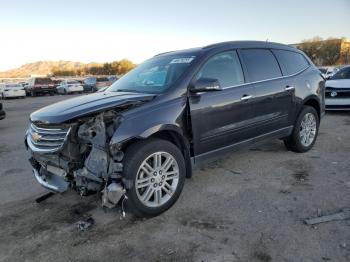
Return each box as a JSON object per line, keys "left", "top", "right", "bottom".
{"left": 196, "top": 51, "right": 244, "bottom": 88}
{"left": 273, "top": 50, "right": 309, "bottom": 75}
{"left": 240, "top": 49, "right": 282, "bottom": 82}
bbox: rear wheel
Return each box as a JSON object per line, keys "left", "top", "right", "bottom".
{"left": 284, "top": 106, "right": 319, "bottom": 153}
{"left": 123, "top": 139, "right": 186, "bottom": 217}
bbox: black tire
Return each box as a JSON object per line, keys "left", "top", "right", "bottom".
{"left": 49, "top": 92, "right": 55, "bottom": 96}
{"left": 284, "top": 106, "right": 319, "bottom": 153}
{"left": 123, "top": 138, "right": 186, "bottom": 217}
{"left": 64, "top": 89, "right": 67, "bottom": 95}
{"left": 31, "top": 90, "right": 36, "bottom": 97}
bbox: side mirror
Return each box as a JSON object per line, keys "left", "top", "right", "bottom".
{"left": 190, "top": 78, "right": 222, "bottom": 93}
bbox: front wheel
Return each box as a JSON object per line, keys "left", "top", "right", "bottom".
{"left": 123, "top": 139, "right": 186, "bottom": 217}
{"left": 284, "top": 106, "right": 319, "bottom": 153}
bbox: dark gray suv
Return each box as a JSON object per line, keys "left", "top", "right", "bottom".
{"left": 25, "top": 41, "right": 325, "bottom": 217}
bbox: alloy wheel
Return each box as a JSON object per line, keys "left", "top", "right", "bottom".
{"left": 135, "top": 151, "right": 179, "bottom": 208}
{"left": 299, "top": 113, "right": 317, "bottom": 147}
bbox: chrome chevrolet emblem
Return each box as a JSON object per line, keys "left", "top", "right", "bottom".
{"left": 31, "top": 132, "right": 42, "bottom": 142}
{"left": 330, "top": 91, "right": 337, "bottom": 97}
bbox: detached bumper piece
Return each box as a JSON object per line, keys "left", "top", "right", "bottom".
{"left": 33, "top": 167, "right": 69, "bottom": 193}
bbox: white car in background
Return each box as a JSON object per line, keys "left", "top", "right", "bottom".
{"left": 0, "top": 83, "right": 26, "bottom": 99}
{"left": 325, "top": 65, "right": 350, "bottom": 110}
{"left": 56, "top": 80, "right": 84, "bottom": 94}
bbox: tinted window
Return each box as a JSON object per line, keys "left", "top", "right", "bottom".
{"left": 273, "top": 50, "right": 309, "bottom": 75}
{"left": 240, "top": 49, "right": 282, "bottom": 82}
{"left": 35, "top": 78, "right": 53, "bottom": 84}
{"left": 84, "top": 77, "right": 96, "bottom": 84}
{"left": 331, "top": 67, "right": 350, "bottom": 80}
{"left": 196, "top": 51, "right": 244, "bottom": 88}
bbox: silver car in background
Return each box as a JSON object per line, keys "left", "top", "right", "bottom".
{"left": 325, "top": 65, "right": 350, "bottom": 110}
{"left": 0, "top": 83, "right": 26, "bottom": 99}
{"left": 56, "top": 80, "right": 84, "bottom": 94}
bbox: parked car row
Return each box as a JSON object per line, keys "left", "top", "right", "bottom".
{"left": 20, "top": 76, "right": 118, "bottom": 96}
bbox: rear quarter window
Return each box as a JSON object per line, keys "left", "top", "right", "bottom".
{"left": 240, "top": 49, "right": 282, "bottom": 82}
{"left": 273, "top": 49, "right": 309, "bottom": 76}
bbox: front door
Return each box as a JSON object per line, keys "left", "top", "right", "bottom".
{"left": 189, "top": 50, "right": 256, "bottom": 156}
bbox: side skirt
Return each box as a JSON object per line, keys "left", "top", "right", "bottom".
{"left": 191, "top": 126, "right": 293, "bottom": 167}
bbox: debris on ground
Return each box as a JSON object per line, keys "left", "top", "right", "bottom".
{"left": 304, "top": 208, "right": 350, "bottom": 225}
{"left": 76, "top": 217, "right": 95, "bottom": 231}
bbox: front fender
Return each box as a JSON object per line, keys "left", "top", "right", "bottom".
{"left": 110, "top": 97, "right": 187, "bottom": 146}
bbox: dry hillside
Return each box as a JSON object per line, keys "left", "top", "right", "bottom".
{"left": 0, "top": 61, "right": 102, "bottom": 78}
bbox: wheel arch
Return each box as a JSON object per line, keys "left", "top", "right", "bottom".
{"left": 119, "top": 126, "right": 193, "bottom": 178}
{"left": 302, "top": 96, "right": 321, "bottom": 119}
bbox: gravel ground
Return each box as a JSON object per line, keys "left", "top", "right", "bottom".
{"left": 0, "top": 95, "right": 349, "bottom": 262}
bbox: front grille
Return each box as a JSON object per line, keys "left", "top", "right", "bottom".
{"left": 325, "top": 87, "right": 350, "bottom": 98}
{"left": 28, "top": 123, "right": 71, "bottom": 153}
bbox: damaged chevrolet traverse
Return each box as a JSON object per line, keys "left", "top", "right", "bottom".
{"left": 25, "top": 41, "right": 325, "bottom": 217}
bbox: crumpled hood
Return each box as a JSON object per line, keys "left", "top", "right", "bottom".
{"left": 30, "top": 92, "right": 155, "bottom": 124}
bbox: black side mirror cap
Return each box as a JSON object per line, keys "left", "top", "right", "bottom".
{"left": 190, "top": 78, "right": 222, "bottom": 93}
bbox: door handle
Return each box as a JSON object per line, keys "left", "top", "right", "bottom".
{"left": 241, "top": 95, "right": 253, "bottom": 101}
{"left": 285, "top": 86, "right": 295, "bottom": 91}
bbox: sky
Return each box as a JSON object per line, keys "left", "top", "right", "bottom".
{"left": 0, "top": 0, "right": 349, "bottom": 71}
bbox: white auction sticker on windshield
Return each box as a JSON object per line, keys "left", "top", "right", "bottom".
{"left": 170, "top": 57, "right": 195, "bottom": 64}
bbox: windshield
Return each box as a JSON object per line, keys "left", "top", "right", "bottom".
{"left": 331, "top": 67, "right": 350, "bottom": 80}
{"left": 35, "top": 78, "right": 53, "bottom": 84}
{"left": 97, "top": 77, "right": 109, "bottom": 82}
{"left": 107, "top": 54, "right": 196, "bottom": 94}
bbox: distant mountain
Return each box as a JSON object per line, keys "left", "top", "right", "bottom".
{"left": 0, "top": 61, "right": 103, "bottom": 78}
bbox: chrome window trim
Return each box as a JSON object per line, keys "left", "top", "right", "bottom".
{"left": 221, "top": 65, "right": 310, "bottom": 90}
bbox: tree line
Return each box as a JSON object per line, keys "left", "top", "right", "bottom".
{"left": 296, "top": 37, "right": 350, "bottom": 66}
{"left": 52, "top": 59, "right": 136, "bottom": 77}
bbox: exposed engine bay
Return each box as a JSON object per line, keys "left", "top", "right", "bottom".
{"left": 26, "top": 104, "right": 140, "bottom": 208}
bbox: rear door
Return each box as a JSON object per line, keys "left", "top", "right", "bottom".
{"left": 189, "top": 50, "right": 256, "bottom": 155}
{"left": 239, "top": 49, "right": 293, "bottom": 135}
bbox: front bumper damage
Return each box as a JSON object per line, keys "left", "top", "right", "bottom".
{"left": 32, "top": 167, "right": 69, "bottom": 193}
{"left": 26, "top": 110, "right": 128, "bottom": 208}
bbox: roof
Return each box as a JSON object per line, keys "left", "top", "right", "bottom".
{"left": 155, "top": 40, "right": 300, "bottom": 57}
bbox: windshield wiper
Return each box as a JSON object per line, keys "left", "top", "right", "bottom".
{"left": 113, "top": 89, "right": 141, "bottom": 93}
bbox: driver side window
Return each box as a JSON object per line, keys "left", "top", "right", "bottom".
{"left": 196, "top": 51, "right": 244, "bottom": 88}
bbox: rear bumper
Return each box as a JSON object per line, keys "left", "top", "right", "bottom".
{"left": 32, "top": 88, "right": 56, "bottom": 93}
{"left": 67, "top": 86, "right": 84, "bottom": 93}
{"left": 3, "top": 91, "right": 26, "bottom": 97}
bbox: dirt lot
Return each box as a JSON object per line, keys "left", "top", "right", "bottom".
{"left": 0, "top": 95, "right": 349, "bottom": 262}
